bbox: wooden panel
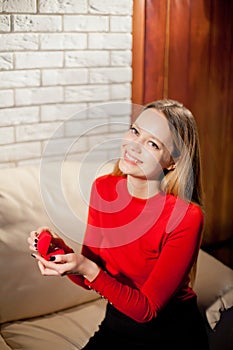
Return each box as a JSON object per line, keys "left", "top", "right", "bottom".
{"left": 203, "top": 0, "right": 233, "bottom": 242}
{"left": 132, "top": 0, "right": 146, "bottom": 105}
{"left": 132, "top": 0, "right": 233, "bottom": 266}
{"left": 168, "top": 0, "right": 192, "bottom": 104}
{"left": 143, "top": 0, "right": 168, "bottom": 103}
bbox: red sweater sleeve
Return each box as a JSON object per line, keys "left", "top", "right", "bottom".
{"left": 83, "top": 204, "right": 204, "bottom": 323}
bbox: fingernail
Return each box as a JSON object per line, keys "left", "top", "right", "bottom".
{"left": 34, "top": 239, "right": 38, "bottom": 243}
{"left": 49, "top": 256, "right": 56, "bottom": 261}
{"left": 31, "top": 253, "right": 36, "bottom": 258}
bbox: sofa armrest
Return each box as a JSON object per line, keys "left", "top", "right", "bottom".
{"left": 193, "top": 250, "right": 233, "bottom": 350}
{"left": 194, "top": 249, "right": 233, "bottom": 313}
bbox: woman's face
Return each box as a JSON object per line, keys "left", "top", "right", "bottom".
{"left": 119, "top": 108, "right": 175, "bottom": 180}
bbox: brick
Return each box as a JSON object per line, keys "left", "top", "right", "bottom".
{"left": 0, "top": 90, "right": 14, "bottom": 108}
{"left": 87, "top": 132, "right": 124, "bottom": 151}
{"left": 0, "top": 33, "right": 38, "bottom": 51}
{"left": 70, "top": 148, "right": 108, "bottom": 163}
{"left": 89, "top": 33, "right": 132, "bottom": 49}
{"left": 65, "top": 118, "right": 109, "bottom": 137}
{"left": 111, "top": 50, "right": 132, "bottom": 66}
{"left": 16, "top": 122, "right": 64, "bottom": 142}
{"left": 0, "top": 142, "right": 41, "bottom": 163}
{"left": 65, "top": 151, "right": 91, "bottom": 162}
{"left": 111, "top": 83, "right": 131, "bottom": 100}
{"left": 42, "top": 68, "right": 88, "bottom": 86}
{"left": 0, "top": 53, "right": 13, "bottom": 70}
{"left": 41, "top": 103, "right": 87, "bottom": 121}
{"left": 108, "top": 116, "right": 130, "bottom": 132}
{"left": 39, "top": 0, "right": 88, "bottom": 14}
{"left": 89, "top": 67, "right": 132, "bottom": 84}
{"left": 15, "top": 52, "right": 63, "bottom": 69}
{"left": 0, "top": 0, "right": 36, "bottom": 13}
{"left": 62, "top": 134, "right": 88, "bottom": 154}
{"left": 90, "top": 101, "right": 132, "bottom": 118}
{"left": 40, "top": 33, "right": 87, "bottom": 50}
{"left": 89, "top": 0, "right": 133, "bottom": 15}
{"left": 64, "top": 15, "right": 108, "bottom": 32}
{"left": 0, "top": 106, "right": 39, "bottom": 126}
{"left": 65, "top": 85, "right": 109, "bottom": 103}
{"left": 41, "top": 136, "right": 88, "bottom": 157}
{"left": 0, "top": 107, "right": 39, "bottom": 126}
{"left": 110, "top": 16, "right": 132, "bottom": 32}
{"left": 0, "top": 15, "right": 11, "bottom": 32}
{"left": 0, "top": 70, "right": 40, "bottom": 89}
{"left": 88, "top": 133, "right": 115, "bottom": 150}
{"left": 0, "top": 127, "right": 14, "bottom": 145}
{"left": 13, "top": 15, "right": 62, "bottom": 32}
{"left": 15, "top": 86, "right": 64, "bottom": 106}
{"left": 65, "top": 51, "right": 109, "bottom": 67}
{"left": 87, "top": 105, "right": 110, "bottom": 119}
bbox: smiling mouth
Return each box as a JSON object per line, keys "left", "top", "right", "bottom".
{"left": 124, "top": 151, "right": 142, "bottom": 165}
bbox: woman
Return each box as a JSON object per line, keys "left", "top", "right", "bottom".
{"left": 28, "top": 99, "right": 209, "bottom": 349}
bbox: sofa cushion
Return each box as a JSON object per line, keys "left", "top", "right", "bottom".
{"left": 1, "top": 298, "right": 107, "bottom": 350}
{"left": 0, "top": 161, "right": 113, "bottom": 324}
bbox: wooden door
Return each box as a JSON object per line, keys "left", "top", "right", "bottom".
{"left": 132, "top": 0, "right": 233, "bottom": 267}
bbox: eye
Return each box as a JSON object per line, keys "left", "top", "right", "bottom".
{"left": 129, "top": 125, "right": 139, "bottom": 135}
{"left": 148, "top": 140, "right": 159, "bottom": 149}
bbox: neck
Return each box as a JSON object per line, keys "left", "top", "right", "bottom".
{"left": 127, "top": 175, "right": 161, "bottom": 199}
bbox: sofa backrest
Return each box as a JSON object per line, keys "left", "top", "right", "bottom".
{"left": 0, "top": 161, "right": 114, "bottom": 324}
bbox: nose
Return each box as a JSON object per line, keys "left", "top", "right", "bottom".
{"left": 129, "top": 140, "right": 142, "bottom": 154}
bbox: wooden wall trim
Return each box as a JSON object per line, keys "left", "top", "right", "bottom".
{"left": 132, "top": 0, "right": 145, "bottom": 105}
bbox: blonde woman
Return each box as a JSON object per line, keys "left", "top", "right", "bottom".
{"left": 29, "top": 100, "right": 209, "bottom": 349}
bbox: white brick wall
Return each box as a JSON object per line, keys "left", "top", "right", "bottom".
{"left": 0, "top": 15, "right": 11, "bottom": 32}
{"left": 0, "top": 0, "right": 133, "bottom": 167}
{"left": 0, "top": 0, "right": 36, "bottom": 13}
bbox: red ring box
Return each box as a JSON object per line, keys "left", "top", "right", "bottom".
{"left": 37, "top": 230, "right": 65, "bottom": 261}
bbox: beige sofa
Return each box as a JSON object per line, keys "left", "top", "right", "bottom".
{"left": 0, "top": 161, "right": 232, "bottom": 350}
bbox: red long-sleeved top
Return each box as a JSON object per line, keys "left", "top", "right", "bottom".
{"left": 69, "top": 175, "right": 204, "bottom": 323}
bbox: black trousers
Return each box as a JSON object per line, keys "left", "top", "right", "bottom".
{"left": 82, "top": 297, "right": 209, "bottom": 350}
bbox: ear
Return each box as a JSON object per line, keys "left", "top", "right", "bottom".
{"left": 166, "top": 163, "right": 176, "bottom": 171}
{"left": 166, "top": 156, "right": 179, "bottom": 171}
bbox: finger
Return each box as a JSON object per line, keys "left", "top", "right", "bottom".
{"left": 37, "top": 257, "right": 71, "bottom": 276}
{"left": 37, "top": 260, "right": 60, "bottom": 276}
{"left": 29, "top": 230, "right": 39, "bottom": 240}
{"left": 31, "top": 252, "right": 42, "bottom": 259}
{"left": 48, "top": 254, "right": 68, "bottom": 263}
{"left": 29, "top": 245, "right": 37, "bottom": 252}
{"left": 28, "top": 236, "right": 39, "bottom": 252}
{"left": 49, "top": 253, "right": 76, "bottom": 264}
{"left": 35, "top": 255, "right": 61, "bottom": 272}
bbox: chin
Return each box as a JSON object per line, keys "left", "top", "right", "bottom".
{"left": 119, "top": 159, "right": 144, "bottom": 178}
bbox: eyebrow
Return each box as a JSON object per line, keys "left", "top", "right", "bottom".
{"left": 133, "top": 122, "right": 165, "bottom": 146}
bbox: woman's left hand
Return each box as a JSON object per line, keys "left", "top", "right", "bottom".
{"left": 32, "top": 252, "right": 100, "bottom": 281}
